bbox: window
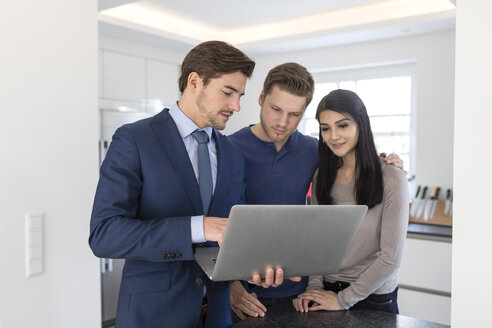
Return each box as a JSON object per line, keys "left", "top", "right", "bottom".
{"left": 301, "top": 64, "right": 415, "bottom": 174}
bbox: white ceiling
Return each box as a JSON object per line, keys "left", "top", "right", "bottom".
{"left": 139, "top": 0, "right": 377, "bottom": 29}
{"left": 98, "top": 0, "right": 456, "bottom": 55}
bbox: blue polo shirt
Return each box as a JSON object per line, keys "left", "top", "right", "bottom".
{"left": 228, "top": 126, "right": 318, "bottom": 297}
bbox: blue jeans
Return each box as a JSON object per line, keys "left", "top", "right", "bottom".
{"left": 323, "top": 281, "right": 399, "bottom": 314}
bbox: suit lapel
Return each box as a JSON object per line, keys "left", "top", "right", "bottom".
{"left": 150, "top": 109, "right": 202, "bottom": 214}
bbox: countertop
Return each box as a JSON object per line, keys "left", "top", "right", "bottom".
{"left": 407, "top": 222, "right": 452, "bottom": 240}
{"left": 232, "top": 298, "right": 449, "bottom": 328}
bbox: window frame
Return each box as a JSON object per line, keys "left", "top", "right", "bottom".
{"left": 301, "top": 62, "right": 416, "bottom": 177}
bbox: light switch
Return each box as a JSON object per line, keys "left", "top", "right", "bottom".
{"left": 26, "top": 213, "right": 44, "bottom": 277}
{"left": 29, "top": 231, "right": 43, "bottom": 245}
{"left": 29, "top": 246, "right": 42, "bottom": 259}
{"left": 28, "top": 258, "right": 43, "bottom": 276}
{"left": 28, "top": 214, "right": 42, "bottom": 231}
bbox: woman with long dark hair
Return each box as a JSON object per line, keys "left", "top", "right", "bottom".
{"left": 292, "top": 89, "right": 408, "bottom": 314}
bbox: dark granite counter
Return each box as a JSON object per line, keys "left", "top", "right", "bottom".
{"left": 407, "top": 222, "right": 452, "bottom": 240}
{"left": 232, "top": 298, "right": 449, "bottom": 328}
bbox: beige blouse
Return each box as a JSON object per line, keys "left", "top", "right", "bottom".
{"left": 307, "top": 158, "right": 409, "bottom": 309}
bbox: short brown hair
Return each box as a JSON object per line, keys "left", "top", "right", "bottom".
{"left": 178, "top": 40, "right": 255, "bottom": 93}
{"left": 262, "top": 63, "right": 314, "bottom": 107}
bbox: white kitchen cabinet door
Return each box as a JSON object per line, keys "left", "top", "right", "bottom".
{"left": 99, "top": 50, "right": 103, "bottom": 98}
{"left": 399, "top": 237, "right": 452, "bottom": 293}
{"left": 102, "top": 51, "right": 146, "bottom": 104}
{"left": 398, "top": 288, "right": 451, "bottom": 325}
{"left": 146, "top": 59, "right": 180, "bottom": 114}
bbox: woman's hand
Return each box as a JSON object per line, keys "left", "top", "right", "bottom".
{"left": 293, "top": 290, "right": 342, "bottom": 312}
{"left": 292, "top": 297, "right": 316, "bottom": 313}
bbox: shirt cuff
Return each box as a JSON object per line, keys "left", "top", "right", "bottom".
{"left": 337, "top": 288, "right": 353, "bottom": 310}
{"left": 191, "top": 215, "right": 206, "bottom": 243}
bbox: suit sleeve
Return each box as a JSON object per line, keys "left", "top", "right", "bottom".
{"left": 89, "top": 126, "right": 195, "bottom": 262}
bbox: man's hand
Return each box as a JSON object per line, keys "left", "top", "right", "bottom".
{"left": 230, "top": 281, "right": 267, "bottom": 320}
{"left": 203, "top": 217, "right": 228, "bottom": 246}
{"left": 250, "top": 265, "right": 301, "bottom": 288}
{"left": 380, "top": 152, "right": 407, "bottom": 174}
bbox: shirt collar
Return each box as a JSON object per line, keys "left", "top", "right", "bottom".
{"left": 169, "top": 102, "right": 213, "bottom": 140}
{"left": 246, "top": 124, "right": 296, "bottom": 152}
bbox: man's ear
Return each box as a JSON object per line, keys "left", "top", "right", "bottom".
{"left": 187, "top": 72, "right": 203, "bottom": 92}
{"left": 258, "top": 90, "right": 265, "bottom": 107}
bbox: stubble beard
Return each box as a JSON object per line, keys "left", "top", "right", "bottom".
{"left": 260, "top": 114, "right": 288, "bottom": 144}
{"left": 196, "top": 90, "right": 225, "bottom": 130}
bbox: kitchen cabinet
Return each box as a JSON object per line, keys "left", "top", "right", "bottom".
{"left": 99, "top": 50, "right": 180, "bottom": 113}
{"left": 102, "top": 50, "right": 146, "bottom": 102}
{"left": 398, "top": 234, "right": 452, "bottom": 325}
{"left": 99, "top": 50, "right": 103, "bottom": 100}
{"left": 146, "top": 59, "right": 180, "bottom": 113}
{"left": 399, "top": 237, "right": 452, "bottom": 292}
{"left": 398, "top": 288, "right": 451, "bottom": 325}
{"left": 101, "top": 50, "right": 146, "bottom": 111}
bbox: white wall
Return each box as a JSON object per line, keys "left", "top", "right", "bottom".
{"left": 452, "top": 1, "right": 492, "bottom": 327}
{"left": 0, "top": 1, "right": 100, "bottom": 328}
{"left": 227, "top": 30, "right": 455, "bottom": 192}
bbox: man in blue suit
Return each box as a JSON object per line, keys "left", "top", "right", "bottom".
{"left": 89, "top": 41, "right": 256, "bottom": 327}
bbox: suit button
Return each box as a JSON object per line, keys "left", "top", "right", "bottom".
{"left": 196, "top": 278, "right": 203, "bottom": 286}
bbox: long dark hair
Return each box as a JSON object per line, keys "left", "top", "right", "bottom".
{"left": 315, "top": 89, "right": 383, "bottom": 208}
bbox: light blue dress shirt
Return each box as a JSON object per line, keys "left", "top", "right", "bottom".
{"left": 169, "top": 102, "right": 217, "bottom": 243}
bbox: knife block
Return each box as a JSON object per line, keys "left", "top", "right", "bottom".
{"left": 409, "top": 200, "right": 452, "bottom": 226}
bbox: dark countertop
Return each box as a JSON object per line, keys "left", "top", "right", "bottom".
{"left": 407, "top": 222, "right": 452, "bottom": 240}
{"left": 232, "top": 298, "right": 449, "bottom": 328}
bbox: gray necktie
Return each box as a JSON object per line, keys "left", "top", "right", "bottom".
{"left": 191, "top": 130, "right": 213, "bottom": 215}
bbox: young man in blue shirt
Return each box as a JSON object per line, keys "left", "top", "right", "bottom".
{"left": 227, "top": 63, "right": 403, "bottom": 321}
{"left": 227, "top": 63, "right": 317, "bottom": 321}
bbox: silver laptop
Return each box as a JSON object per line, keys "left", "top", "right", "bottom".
{"left": 195, "top": 204, "right": 367, "bottom": 281}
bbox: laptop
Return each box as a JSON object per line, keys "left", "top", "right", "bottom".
{"left": 195, "top": 204, "right": 367, "bottom": 281}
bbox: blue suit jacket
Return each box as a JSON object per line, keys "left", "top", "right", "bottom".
{"left": 89, "top": 109, "right": 245, "bottom": 328}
